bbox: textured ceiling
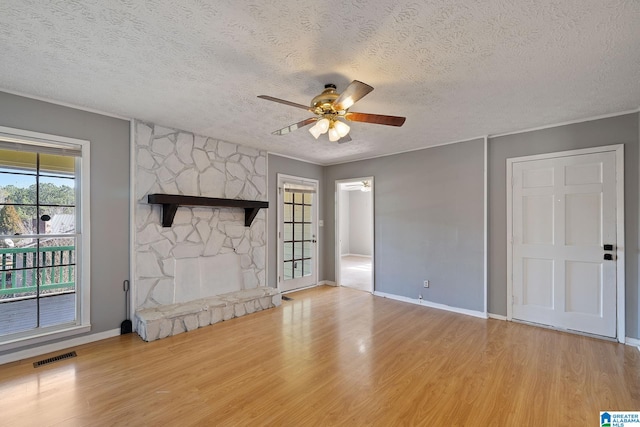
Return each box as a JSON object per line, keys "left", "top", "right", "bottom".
{"left": 0, "top": 1, "right": 639, "bottom": 165}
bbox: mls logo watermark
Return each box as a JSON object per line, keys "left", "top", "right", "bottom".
{"left": 601, "top": 412, "right": 640, "bottom": 427}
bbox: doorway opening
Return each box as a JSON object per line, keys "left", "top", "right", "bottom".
{"left": 336, "top": 177, "right": 374, "bottom": 293}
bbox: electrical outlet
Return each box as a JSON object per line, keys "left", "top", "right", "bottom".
{"left": 423, "top": 280, "right": 429, "bottom": 288}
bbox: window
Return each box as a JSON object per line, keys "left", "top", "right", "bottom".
{"left": 0, "top": 126, "right": 90, "bottom": 349}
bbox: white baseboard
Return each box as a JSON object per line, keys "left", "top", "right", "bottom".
{"left": 373, "top": 291, "right": 487, "bottom": 319}
{"left": 626, "top": 337, "right": 640, "bottom": 350}
{"left": 0, "top": 328, "right": 121, "bottom": 366}
{"left": 342, "top": 254, "right": 372, "bottom": 258}
{"left": 319, "top": 280, "right": 337, "bottom": 286}
{"left": 482, "top": 314, "right": 637, "bottom": 348}
{"left": 488, "top": 313, "right": 507, "bottom": 321}
{"left": 280, "top": 281, "right": 335, "bottom": 294}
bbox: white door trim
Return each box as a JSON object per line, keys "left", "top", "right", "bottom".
{"left": 335, "top": 176, "right": 375, "bottom": 293}
{"left": 506, "top": 144, "right": 625, "bottom": 342}
{"left": 483, "top": 136, "right": 488, "bottom": 316}
{"left": 276, "top": 174, "right": 319, "bottom": 292}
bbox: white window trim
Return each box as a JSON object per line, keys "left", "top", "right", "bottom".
{"left": 0, "top": 125, "right": 91, "bottom": 351}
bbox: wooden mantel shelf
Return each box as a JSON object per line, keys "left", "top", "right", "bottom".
{"left": 147, "top": 194, "right": 268, "bottom": 227}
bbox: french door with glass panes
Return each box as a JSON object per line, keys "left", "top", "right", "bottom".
{"left": 277, "top": 174, "right": 318, "bottom": 292}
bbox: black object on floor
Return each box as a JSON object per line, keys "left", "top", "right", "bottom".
{"left": 282, "top": 295, "right": 293, "bottom": 301}
{"left": 121, "top": 279, "right": 133, "bottom": 334}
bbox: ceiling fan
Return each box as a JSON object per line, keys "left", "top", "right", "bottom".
{"left": 344, "top": 180, "right": 372, "bottom": 192}
{"left": 258, "top": 80, "right": 406, "bottom": 143}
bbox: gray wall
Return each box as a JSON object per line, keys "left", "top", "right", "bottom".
{"left": 2, "top": 93, "right": 635, "bottom": 358}
{"left": 0, "top": 91, "right": 130, "bottom": 355}
{"left": 267, "top": 154, "right": 325, "bottom": 286}
{"left": 349, "top": 190, "right": 372, "bottom": 256}
{"left": 324, "top": 139, "right": 486, "bottom": 312}
{"left": 488, "top": 113, "right": 639, "bottom": 338}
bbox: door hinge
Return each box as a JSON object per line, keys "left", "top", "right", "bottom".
{"left": 278, "top": 187, "right": 282, "bottom": 195}
{"left": 278, "top": 276, "right": 281, "bottom": 283}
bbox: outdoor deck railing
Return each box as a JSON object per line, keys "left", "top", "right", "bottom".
{"left": 0, "top": 245, "right": 75, "bottom": 298}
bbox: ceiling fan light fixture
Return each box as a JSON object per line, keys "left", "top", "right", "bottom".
{"left": 309, "top": 123, "right": 323, "bottom": 139}
{"left": 328, "top": 126, "right": 341, "bottom": 142}
{"left": 317, "top": 117, "right": 330, "bottom": 133}
{"left": 333, "top": 120, "right": 350, "bottom": 138}
{"left": 309, "top": 118, "right": 330, "bottom": 139}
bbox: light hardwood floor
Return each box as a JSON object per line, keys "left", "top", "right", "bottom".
{"left": 339, "top": 255, "right": 372, "bottom": 292}
{"left": 1, "top": 285, "right": 638, "bottom": 426}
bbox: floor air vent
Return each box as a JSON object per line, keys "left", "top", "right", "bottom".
{"left": 33, "top": 351, "right": 77, "bottom": 368}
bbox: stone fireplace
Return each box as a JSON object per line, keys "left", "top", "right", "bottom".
{"left": 133, "top": 121, "right": 272, "bottom": 338}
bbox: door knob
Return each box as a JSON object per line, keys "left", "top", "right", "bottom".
{"left": 604, "top": 254, "right": 613, "bottom": 261}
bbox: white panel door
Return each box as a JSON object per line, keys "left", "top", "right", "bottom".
{"left": 511, "top": 151, "right": 617, "bottom": 337}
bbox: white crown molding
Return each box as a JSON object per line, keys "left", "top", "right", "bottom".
{"left": 323, "top": 108, "right": 640, "bottom": 167}
{"left": 0, "top": 87, "right": 131, "bottom": 121}
{"left": 325, "top": 135, "right": 486, "bottom": 166}
{"left": 490, "top": 108, "right": 640, "bottom": 139}
{"left": 267, "top": 151, "right": 324, "bottom": 166}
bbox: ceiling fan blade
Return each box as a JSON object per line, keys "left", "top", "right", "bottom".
{"left": 332, "top": 80, "right": 374, "bottom": 111}
{"left": 337, "top": 134, "right": 352, "bottom": 144}
{"left": 271, "top": 117, "right": 317, "bottom": 135}
{"left": 344, "top": 112, "right": 406, "bottom": 127}
{"left": 257, "top": 95, "right": 314, "bottom": 112}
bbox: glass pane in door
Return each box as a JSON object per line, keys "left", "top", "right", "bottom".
{"left": 283, "top": 261, "right": 293, "bottom": 280}
{"left": 283, "top": 190, "right": 313, "bottom": 281}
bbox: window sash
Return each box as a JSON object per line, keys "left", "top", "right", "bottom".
{"left": 0, "top": 134, "right": 82, "bottom": 157}
{"left": 0, "top": 125, "right": 90, "bottom": 350}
